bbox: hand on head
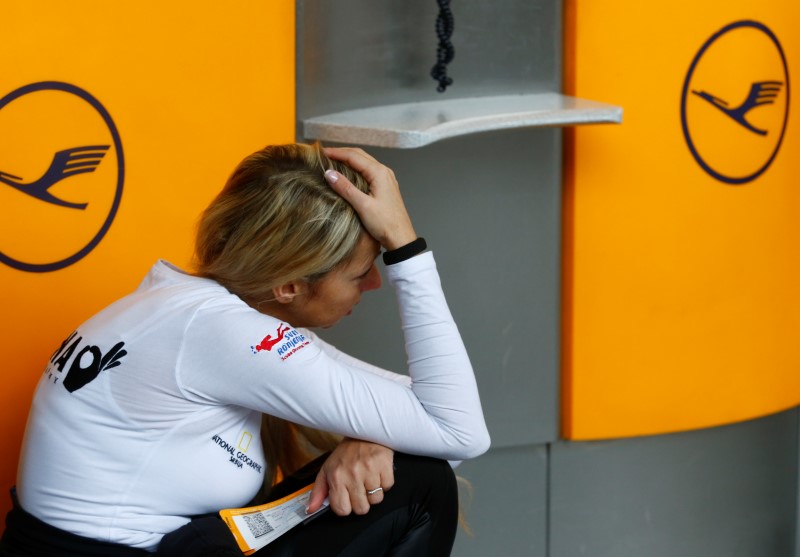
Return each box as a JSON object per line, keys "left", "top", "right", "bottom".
{"left": 323, "top": 147, "right": 417, "bottom": 251}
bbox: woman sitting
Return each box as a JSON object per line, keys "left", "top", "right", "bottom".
{"left": 1, "top": 144, "right": 490, "bottom": 556}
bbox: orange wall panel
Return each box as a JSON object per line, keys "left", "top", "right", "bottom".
{"left": 563, "top": 1, "right": 800, "bottom": 439}
{"left": 0, "top": 1, "right": 295, "bottom": 522}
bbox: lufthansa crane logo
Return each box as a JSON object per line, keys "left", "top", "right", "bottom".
{"left": 0, "top": 82, "right": 124, "bottom": 272}
{"left": 681, "top": 21, "right": 790, "bottom": 185}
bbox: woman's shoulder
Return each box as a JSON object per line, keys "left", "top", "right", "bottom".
{"left": 142, "top": 261, "right": 291, "bottom": 339}
{"left": 136, "top": 260, "right": 253, "bottom": 312}
{"left": 137, "top": 259, "right": 225, "bottom": 294}
{"left": 87, "top": 260, "right": 274, "bottom": 339}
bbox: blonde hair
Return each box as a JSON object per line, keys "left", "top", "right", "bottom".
{"left": 194, "top": 143, "right": 370, "bottom": 308}
{"left": 195, "top": 145, "right": 475, "bottom": 526}
{"left": 195, "top": 143, "right": 367, "bottom": 491}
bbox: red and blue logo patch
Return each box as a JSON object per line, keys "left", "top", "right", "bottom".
{"left": 251, "top": 323, "right": 310, "bottom": 361}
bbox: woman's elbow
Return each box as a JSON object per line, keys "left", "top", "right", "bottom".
{"left": 470, "top": 428, "right": 492, "bottom": 458}
{"left": 453, "top": 426, "right": 491, "bottom": 460}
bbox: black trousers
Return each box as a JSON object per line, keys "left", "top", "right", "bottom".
{"left": 0, "top": 453, "right": 458, "bottom": 557}
{"left": 0, "top": 488, "right": 148, "bottom": 557}
{"left": 157, "top": 452, "right": 459, "bottom": 557}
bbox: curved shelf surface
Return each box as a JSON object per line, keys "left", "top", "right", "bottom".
{"left": 302, "top": 93, "right": 622, "bottom": 148}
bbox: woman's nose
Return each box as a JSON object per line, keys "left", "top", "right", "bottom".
{"left": 361, "top": 264, "right": 382, "bottom": 292}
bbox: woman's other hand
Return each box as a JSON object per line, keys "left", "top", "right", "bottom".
{"left": 323, "top": 147, "right": 417, "bottom": 251}
{"left": 307, "top": 438, "right": 395, "bottom": 516}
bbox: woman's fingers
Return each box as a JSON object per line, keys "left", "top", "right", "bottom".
{"left": 381, "top": 463, "right": 395, "bottom": 493}
{"left": 323, "top": 149, "right": 417, "bottom": 251}
{"left": 325, "top": 470, "right": 376, "bottom": 516}
{"left": 365, "top": 485, "right": 385, "bottom": 506}
{"left": 350, "top": 479, "right": 381, "bottom": 515}
{"left": 364, "top": 460, "right": 393, "bottom": 506}
{"left": 306, "top": 469, "right": 330, "bottom": 514}
{"left": 324, "top": 464, "right": 354, "bottom": 516}
{"left": 318, "top": 439, "right": 395, "bottom": 516}
{"left": 323, "top": 169, "right": 372, "bottom": 214}
{"left": 324, "top": 147, "right": 386, "bottom": 189}
{"left": 323, "top": 147, "right": 381, "bottom": 179}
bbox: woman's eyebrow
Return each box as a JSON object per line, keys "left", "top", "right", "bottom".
{"left": 356, "top": 253, "right": 379, "bottom": 274}
{"left": 358, "top": 260, "right": 374, "bottom": 274}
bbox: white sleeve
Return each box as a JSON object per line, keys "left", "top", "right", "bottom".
{"left": 178, "top": 252, "right": 490, "bottom": 461}
{"left": 304, "top": 329, "right": 412, "bottom": 388}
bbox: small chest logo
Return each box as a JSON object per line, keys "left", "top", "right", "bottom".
{"left": 211, "top": 432, "right": 263, "bottom": 473}
{"left": 251, "top": 323, "right": 309, "bottom": 361}
{"left": 251, "top": 323, "right": 290, "bottom": 353}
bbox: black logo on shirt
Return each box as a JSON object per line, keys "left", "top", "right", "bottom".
{"left": 49, "top": 331, "right": 127, "bottom": 392}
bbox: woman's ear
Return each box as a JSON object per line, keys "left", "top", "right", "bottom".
{"left": 272, "top": 281, "right": 306, "bottom": 304}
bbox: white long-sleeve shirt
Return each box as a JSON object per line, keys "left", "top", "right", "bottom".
{"left": 16, "top": 252, "right": 490, "bottom": 551}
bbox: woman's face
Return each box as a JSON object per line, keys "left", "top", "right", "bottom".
{"left": 289, "top": 233, "right": 382, "bottom": 328}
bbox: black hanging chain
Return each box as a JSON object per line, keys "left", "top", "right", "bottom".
{"left": 430, "top": 0, "right": 454, "bottom": 93}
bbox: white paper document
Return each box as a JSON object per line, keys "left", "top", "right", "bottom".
{"left": 220, "top": 485, "right": 329, "bottom": 554}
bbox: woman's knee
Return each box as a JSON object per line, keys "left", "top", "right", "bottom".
{"left": 391, "top": 454, "right": 457, "bottom": 512}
